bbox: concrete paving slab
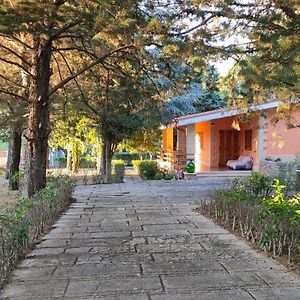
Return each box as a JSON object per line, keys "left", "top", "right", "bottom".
{"left": 151, "top": 290, "right": 254, "bottom": 300}
{"left": 1, "top": 176, "right": 299, "bottom": 300}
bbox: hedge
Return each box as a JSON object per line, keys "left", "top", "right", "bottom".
{"left": 0, "top": 176, "right": 76, "bottom": 288}
{"left": 199, "top": 172, "right": 300, "bottom": 265}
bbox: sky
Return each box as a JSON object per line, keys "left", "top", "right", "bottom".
{"left": 213, "top": 58, "right": 236, "bottom": 76}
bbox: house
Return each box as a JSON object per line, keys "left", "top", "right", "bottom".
{"left": 159, "top": 101, "right": 300, "bottom": 172}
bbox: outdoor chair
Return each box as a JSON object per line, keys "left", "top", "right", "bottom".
{"left": 226, "top": 155, "right": 253, "bottom": 170}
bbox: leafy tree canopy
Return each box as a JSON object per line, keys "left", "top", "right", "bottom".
{"left": 161, "top": 65, "right": 227, "bottom": 122}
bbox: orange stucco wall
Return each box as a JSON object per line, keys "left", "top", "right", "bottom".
{"left": 266, "top": 108, "right": 300, "bottom": 159}
{"left": 162, "top": 127, "right": 173, "bottom": 151}
{"left": 195, "top": 121, "right": 211, "bottom": 170}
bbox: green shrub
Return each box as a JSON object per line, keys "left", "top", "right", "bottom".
{"left": 257, "top": 180, "right": 300, "bottom": 261}
{"left": 79, "top": 157, "right": 96, "bottom": 168}
{"left": 132, "top": 160, "right": 142, "bottom": 170}
{"left": 113, "top": 152, "right": 139, "bottom": 166}
{"left": 112, "top": 159, "right": 125, "bottom": 166}
{"left": 154, "top": 172, "right": 165, "bottom": 180}
{"left": 164, "top": 172, "right": 175, "bottom": 180}
{"left": 138, "top": 160, "right": 158, "bottom": 180}
{"left": 200, "top": 174, "right": 300, "bottom": 265}
{"left": 133, "top": 160, "right": 174, "bottom": 180}
{"left": 244, "top": 171, "right": 273, "bottom": 197}
{"left": 0, "top": 176, "right": 76, "bottom": 288}
{"left": 56, "top": 157, "right": 67, "bottom": 168}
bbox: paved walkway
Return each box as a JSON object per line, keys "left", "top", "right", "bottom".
{"left": 1, "top": 176, "right": 300, "bottom": 299}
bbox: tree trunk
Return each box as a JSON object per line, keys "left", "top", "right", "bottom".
{"left": 7, "top": 124, "right": 22, "bottom": 190}
{"left": 100, "top": 141, "right": 107, "bottom": 177}
{"left": 70, "top": 142, "right": 80, "bottom": 173}
{"left": 23, "top": 37, "right": 52, "bottom": 198}
{"left": 105, "top": 141, "right": 112, "bottom": 183}
{"left": 67, "top": 146, "right": 72, "bottom": 171}
{"left": 100, "top": 136, "right": 113, "bottom": 183}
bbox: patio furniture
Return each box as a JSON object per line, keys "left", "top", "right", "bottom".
{"left": 226, "top": 156, "right": 253, "bottom": 170}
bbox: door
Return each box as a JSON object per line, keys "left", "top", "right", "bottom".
{"left": 219, "top": 130, "right": 240, "bottom": 167}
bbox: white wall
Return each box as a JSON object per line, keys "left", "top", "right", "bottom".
{"left": 186, "top": 124, "right": 195, "bottom": 161}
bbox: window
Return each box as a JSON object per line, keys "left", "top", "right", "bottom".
{"left": 245, "top": 130, "right": 252, "bottom": 150}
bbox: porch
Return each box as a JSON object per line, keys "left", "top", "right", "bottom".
{"left": 159, "top": 112, "right": 263, "bottom": 173}
{"left": 157, "top": 149, "right": 252, "bottom": 177}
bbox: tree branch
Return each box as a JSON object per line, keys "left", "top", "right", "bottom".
{"left": 167, "top": 14, "right": 217, "bottom": 36}
{"left": 51, "top": 52, "right": 68, "bottom": 103}
{"left": 0, "top": 44, "right": 32, "bottom": 67}
{"left": 48, "top": 20, "right": 82, "bottom": 42}
{"left": 49, "top": 44, "right": 134, "bottom": 96}
{"left": 0, "top": 34, "right": 33, "bottom": 50}
{"left": 52, "top": 46, "right": 98, "bottom": 59}
{"left": 0, "top": 57, "right": 34, "bottom": 78}
{"left": 56, "top": 49, "right": 101, "bottom": 117}
{"left": 0, "top": 74, "right": 26, "bottom": 89}
{"left": 0, "top": 88, "right": 29, "bottom": 102}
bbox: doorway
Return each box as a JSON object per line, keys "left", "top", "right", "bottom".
{"left": 219, "top": 130, "right": 240, "bottom": 167}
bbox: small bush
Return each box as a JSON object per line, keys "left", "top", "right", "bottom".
{"left": 132, "top": 159, "right": 142, "bottom": 170}
{"left": 133, "top": 160, "right": 175, "bottom": 180}
{"left": 244, "top": 171, "right": 273, "bottom": 197}
{"left": 0, "top": 176, "right": 76, "bottom": 288}
{"left": 55, "top": 157, "right": 67, "bottom": 168}
{"left": 154, "top": 172, "right": 165, "bottom": 180}
{"left": 200, "top": 172, "right": 300, "bottom": 265}
{"left": 139, "top": 160, "right": 159, "bottom": 179}
{"left": 113, "top": 152, "right": 139, "bottom": 166}
{"left": 163, "top": 172, "right": 175, "bottom": 180}
{"left": 80, "top": 157, "right": 96, "bottom": 168}
{"left": 112, "top": 159, "right": 125, "bottom": 166}
{"left": 257, "top": 180, "right": 299, "bottom": 259}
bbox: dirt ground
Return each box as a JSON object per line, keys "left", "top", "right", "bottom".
{"left": 0, "top": 174, "right": 20, "bottom": 211}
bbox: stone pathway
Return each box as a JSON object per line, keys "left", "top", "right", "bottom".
{"left": 1, "top": 176, "right": 300, "bottom": 299}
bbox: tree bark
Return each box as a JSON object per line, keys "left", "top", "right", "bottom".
{"left": 70, "top": 142, "right": 80, "bottom": 173}
{"left": 100, "top": 136, "right": 113, "bottom": 183}
{"left": 23, "top": 37, "right": 52, "bottom": 198}
{"left": 67, "top": 145, "right": 72, "bottom": 171}
{"left": 100, "top": 140, "right": 107, "bottom": 177}
{"left": 105, "top": 141, "right": 112, "bottom": 183}
{"left": 7, "top": 124, "right": 22, "bottom": 190}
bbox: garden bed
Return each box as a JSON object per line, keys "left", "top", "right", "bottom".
{"left": 0, "top": 176, "right": 76, "bottom": 288}
{"left": 197, "top": 172, "right": 300, "bottom": 271}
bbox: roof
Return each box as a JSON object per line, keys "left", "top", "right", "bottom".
{"left": 173, "top": 101, "right": 281, "bottom": 127}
